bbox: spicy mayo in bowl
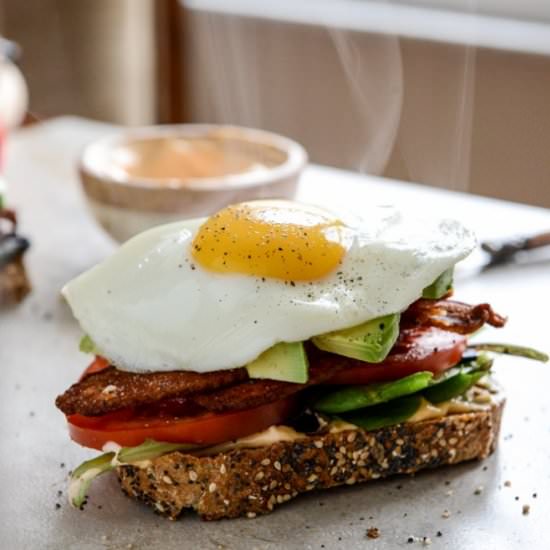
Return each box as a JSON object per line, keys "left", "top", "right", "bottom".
{"left": 80, "top": 125, "right": 307, "bottom": 242}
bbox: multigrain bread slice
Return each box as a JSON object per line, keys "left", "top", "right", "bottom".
{"left": 0, "top": 255, "right": 30, "bottom": 305}
{"left": 117, "top": 395, "right": 505, "bottom": 520}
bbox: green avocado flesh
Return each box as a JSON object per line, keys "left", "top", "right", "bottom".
{"left": 79, "top": 335, "right": 97, "bottom": 354}
{"left": 246, "top": 341, "right": 309, "bottom": 383}
{"left": 67, "top": 347, "right": 547, "bottom": 508}
{"left": 422, "top": 268, "right": 454, "bottom": 299}
{"left": 311, "top": 313, "right": 400, "bottom": 363}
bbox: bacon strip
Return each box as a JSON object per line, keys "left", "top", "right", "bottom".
{"left": 192, "top": 355, "right": 344, "bottom": 412}
{"left": 55, "top": 366, "right": 248, "bottom": 416}
{"left": 56, "top": 299, "right": 507, "bottom": 417}
{"left": 56, "top": 353, "right": 346, "bottom": 417}
{"left": 401, "top": 299, "right": 506, "bottom": 334}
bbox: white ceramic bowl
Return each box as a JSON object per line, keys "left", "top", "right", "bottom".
{"left": 79, "top": 124, "right": 307, "bottom": 242}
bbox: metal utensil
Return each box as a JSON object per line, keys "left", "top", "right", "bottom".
{"left": 480, "top": 231, "right": 550, "bottom": 268}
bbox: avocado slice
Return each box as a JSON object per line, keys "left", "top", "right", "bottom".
{"left": 422, "top": 268, "right": 454, "bottom": 299}
{"left": 246, "top": 341, "right": 309, "bottom": 383}
{"left": 311, "top": 313, "right": 400, "bottom": 363}
{"left": 79, "top": 334, "right": 98, "bottom": 354}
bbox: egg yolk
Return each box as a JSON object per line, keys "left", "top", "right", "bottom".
{"left": 191, "top": 202, "right": 348, "bottom": 281}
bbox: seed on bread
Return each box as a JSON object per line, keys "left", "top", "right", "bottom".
{"left": 117, "top": 396, "right": 504, "bottom": 520}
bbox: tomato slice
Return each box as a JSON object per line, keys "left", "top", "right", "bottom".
{"left": 79, "top": 356, "right": 109, "bottom": 380}
{"left": 69, "top": 327, "right": 464, "bottom": 449}
{"left": 328, "top": 327, "right": 467, "bottom": 385}
{"left": 67, "top": 396, "right": 296, "bottom": 450}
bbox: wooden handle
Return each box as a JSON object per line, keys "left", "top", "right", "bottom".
{"left": 525, "top": 232, "right": 550, "bottom": 250}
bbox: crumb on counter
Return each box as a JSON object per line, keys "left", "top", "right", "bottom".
{"left": 366, "top": 527, "right": 380, "bottom": 539}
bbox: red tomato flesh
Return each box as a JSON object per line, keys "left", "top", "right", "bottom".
{"left": 79, "top": 356, "right": 109, "bottom": 380}
{"left": 67, "top": 396, "right": 296, "bottom": 450}
{"left": 68, "top": 326, "right": 464, "bottom": 449}
{"left": 328, "top": 327, "right": 466, "bottom": 385}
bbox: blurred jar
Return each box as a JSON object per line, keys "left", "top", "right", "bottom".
{"left": 0, "top": 41, "right": 28, "bottom": 131}
{"left": 0, "top": 38, "right": 28, "bottom": 198}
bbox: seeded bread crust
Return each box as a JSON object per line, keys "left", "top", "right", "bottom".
{"left": 0, "top": 256, "right": 30, "bottom": 305}
{"left": 117, "top": 396, "right": 504, "bottom": 520}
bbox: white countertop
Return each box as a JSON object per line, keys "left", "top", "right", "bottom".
{"left": 183, "top": 0, "right": 550, "bottom": 56}
{"left": 1, "top": 117, "right": 549, "bottom": 549}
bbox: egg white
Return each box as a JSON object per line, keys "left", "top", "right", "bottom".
{"left": 62, "top": 206, "right": 475, "bottom": 373}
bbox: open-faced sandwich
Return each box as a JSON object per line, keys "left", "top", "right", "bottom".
{"left": 55, "top": 200, "right": 547, "bottom": 519}
{"left": 0, "top": 180, "right": 30, "bottom": 305}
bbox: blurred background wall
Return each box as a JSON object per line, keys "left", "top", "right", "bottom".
{"left": 0, "top": 0, "right": 549, "bottom": 208}
{"left": 0, "top": 0, "right": 156, "bottom": 125}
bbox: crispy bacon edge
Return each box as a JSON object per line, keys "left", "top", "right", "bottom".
{"left": 56, "top": 299, "right": 507, "bottom": 417}
{"left": 402, "top": 299, "right": 506, "bottom": 334}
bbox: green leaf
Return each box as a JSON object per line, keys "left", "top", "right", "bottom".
{"left": 341, "top": 394, "right": 423, "bottom": 431}
{"left": 428, "top": 353, "right": 493, "bottom": 384}
{"left": 69, "top": 452, "right": 115, "bottom": 508}
{"left": 420, "top": 354, "right": 492, "bottom": 403}
{"left": 423, "top": 369, "right": 487, "bottom": 404}
{"left": 469, "top": 343, "right": 548, "bottom": 363}
{"left": 117, "top": 439, "right": 198, "bottom": 464}
{"left": 68, "top": 439, "right": 198, "bottom": 508}
{"left": 314, "top": 353, "right": 492, "bottom": 417}
{"left": 313, "top": 371, "right": 433, "bottom": 414}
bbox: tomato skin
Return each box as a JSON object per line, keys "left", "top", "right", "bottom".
{"left": 328, "top": 327, "right": 466, "bottom": 385}
{"left": 69, "top": 327, "right": 464, "bottom": 448}
{"left": 67, "top": 396, "right": 296, "bottom": 450}
{"left": 79, "top": 356, "right": 109, "bottom": 380}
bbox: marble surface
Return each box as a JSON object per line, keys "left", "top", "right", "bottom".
{"left": 1, "top": 117, "right": 549, "bottom": 549}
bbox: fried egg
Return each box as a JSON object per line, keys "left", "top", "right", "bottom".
{"left": 62, "top": 200, "right": 475, "bottom": 373}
